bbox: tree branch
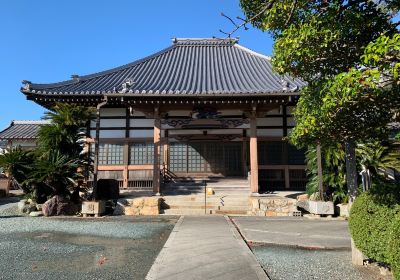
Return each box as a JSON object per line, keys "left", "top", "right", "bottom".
{"left": 220, "top": 0, "right": 277, "bottom": 38}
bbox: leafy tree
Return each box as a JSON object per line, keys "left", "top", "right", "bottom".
{"left": 240, "top": 0, "right": 399, "bottom": 201}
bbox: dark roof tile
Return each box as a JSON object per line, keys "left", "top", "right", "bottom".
{"left": 22, "top": 38, "right": 306, "bottom": 97}
{"left": 0, "top": 120, "right": 49, "bottom": 140}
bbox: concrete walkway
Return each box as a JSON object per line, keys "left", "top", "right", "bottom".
{"left": 232, "top": 216, "right": 350, "bottom": 249}
{"left": 146, "top": 216, "right": 267, "bottom": 280}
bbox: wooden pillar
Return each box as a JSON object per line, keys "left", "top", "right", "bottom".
{"left": 123, "top": 107, "right": 130, "bottom": 189}
{"left": 153, "top": 108, "right": 161, "bottom": 195}
{"left": 93, "top": 98, "right": 107, "bottom": 199}
{"left": 163, "top": 130, "right": 169, "bottom": 169}
{"left": 250, "top": 108, "right": 259, "bottom": 194}
{"left": 123, "top": 143, "right": 129, "bottom": 189}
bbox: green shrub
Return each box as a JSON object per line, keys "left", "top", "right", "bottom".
{"left": 349, "top": 191, "right": 400, "bottom": 279}
{"left": 388, "top": 213, "right": 400, "bottom": 279}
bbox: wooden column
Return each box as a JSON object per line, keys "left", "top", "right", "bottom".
{"left": 153, "top": 107, "right": 161, "bottom": 195}
{"left": 92, "top": 98, "right": 107, "bottom": 199}
{"left": 163, "top": 130, "right": 169, "bottom": 169}
{"left": 250, "top": 108, "right": 259, "bottom": 194}
{"left": 123, "top": 107, "right": 130, "bottom": 189}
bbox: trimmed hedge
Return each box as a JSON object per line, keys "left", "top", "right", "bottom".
{"left": 389, "top": 214, "right": 400, "bottom": 280}
{"left": 349, "top": 192, "right": 400, "bottom": 279}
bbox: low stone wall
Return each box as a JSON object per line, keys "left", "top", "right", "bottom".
{"left": 114, "top": 197, "right": 162, "bottom": 216}
{"left": 248, "top": 197, "right": 297, "bottom": 216}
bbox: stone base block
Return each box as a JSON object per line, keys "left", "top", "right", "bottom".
{"left": 297, "top": 200, "right": 334, "bottom": 215}
{"left": 81, "top": 201, "right": 106, "bottom": 217}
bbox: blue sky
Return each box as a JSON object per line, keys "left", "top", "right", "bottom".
{"left": 0, "top": 0, "right": 274, "bottom": 129}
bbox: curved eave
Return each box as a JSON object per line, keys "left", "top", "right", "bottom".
{"left": 21, "top": 88, "right": 301, "bottom": 99}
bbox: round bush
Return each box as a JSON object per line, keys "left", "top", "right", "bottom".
{"left": 349, "top": 192, "right": 397, "bottom": 264}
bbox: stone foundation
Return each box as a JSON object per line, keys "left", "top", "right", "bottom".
{"left": 248, "top": 197, "right": 297, "bottom": 216}
{"left": 114, "top": 197, "right": 162, "bottom": 216}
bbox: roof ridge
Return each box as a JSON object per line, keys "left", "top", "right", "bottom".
{"left": 172, "top": 38, "right": 239, "bottom": 46}
{"left": 12, "top": 120, "right": 51, "bottom": 125}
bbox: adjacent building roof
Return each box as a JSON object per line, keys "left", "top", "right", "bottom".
{"left": 0, "top": 120, "right": 50, "bottom": 140}
{"left": 21, "top": 38, "right": 306, "bottom": 99}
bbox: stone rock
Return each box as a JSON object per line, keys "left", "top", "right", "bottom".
{"left": 266, "top": 210, "right": 277, "bottom": 217}
{"left": 140, "top": 206, "right": 159, "bottom": 215}
{"left": 144, "top": 197, "right": 161, "bottom": 207}
{"left": 297, "top": 194, "right": 309, "bottom": 201}
{"left": 131, "top": 198, "right": 145, "bottom": 208}
{"left": 22, "top": 204, "right": 37, "bottom": 214}
{"left": 125, "top": 207, "right": 140, "bottom": 216}
{"left": 297, "top": 200, "right": 334, "bottom": 215}
{"left": 113, "top": 199, "right": 129, "bottom": 215}
{"left": 250, "top": 198, "right": 260, "bottom": 210}
{"left": 17, "top": 199, "right": 27, "bottom": 211}
{"left": 29, "top": 211, "right": 43, "bottom": 217}
{"left": 42, "top": 195, "right": 77, "bottom": 217}
{"left": 336, "top": 204, "right": 349, "bottom": 217}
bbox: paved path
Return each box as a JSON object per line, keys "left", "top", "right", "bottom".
{"left": 146, "top": 216, "right": 267, "bottom": 280}
{"left": 232, "top": 216, "right": 350, "bottom": 249}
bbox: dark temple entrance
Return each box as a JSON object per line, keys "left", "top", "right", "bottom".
{"left": 168, "top": 141, "right": 244, "bottom": 177}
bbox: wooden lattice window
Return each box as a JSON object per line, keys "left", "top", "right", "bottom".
{"left": 258, "top": 141, "right": 285, "bottom": 165}
{"left": 169, "top": 142, "right": 187, "bottom": 172}
{"left": 98, "top": 144, "right": 124, "bottom": 165}
{"left": 129, "top": 143, "right": 154, "bottom": 165}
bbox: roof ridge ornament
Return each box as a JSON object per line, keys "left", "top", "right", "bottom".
{"left": 71, "top": 74, "right": 80, "bottom": 82}
{"left": 120, "top": 78, "right": 135, "bottom": 93}
{"left": 22, "top": 80, "right": 31, "bottom": 91}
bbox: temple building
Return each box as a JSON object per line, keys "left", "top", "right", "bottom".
{"left": 0, "top": 120, "right": 50, "bottom": 152}
{"left": 20, "top": 38, "right": 307, "bottom": 195}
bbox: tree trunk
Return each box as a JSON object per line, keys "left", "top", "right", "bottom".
{"left": 345, "top": 141, "right": 358, "bottom": 205}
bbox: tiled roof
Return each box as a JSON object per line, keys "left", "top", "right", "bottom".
{"left": 0, "top": 120, "right": 50, "bottom": 140}
{"left": 21, "top": 38, "right": 306, "bottom": 97}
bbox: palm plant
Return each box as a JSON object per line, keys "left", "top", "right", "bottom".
{"left": 305, "top": 144, "right": 347, "bottom": 203}
{"left": 305, "top": 141, "right": 400, "bottom": 204}
{"left": 25, "top": 150, "right": 81, "bottom": 199}
{"left": 0, "top": 147, "right": 35, "bottom": 193}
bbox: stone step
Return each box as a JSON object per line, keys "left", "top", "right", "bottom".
{"left": 213, "top": 209, "right": 248, "bottom": 215}
{"left": 161, "top": 209, "right": 212, "bottom": 215}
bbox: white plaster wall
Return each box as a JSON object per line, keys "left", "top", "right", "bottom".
{"left": 100, "top": 108, "right": 126, "bottom": 117}
{"left": 90, "top": 130, "right": 125, "bottom": 138}
{"left": 209, "top": 129, "right": 241, "bottom": 135}
{"left": 130, "top": 119, "right": 154, "bottom": 127}
{"left": 257, "top": 118, "right": 283, "bottom": 126}
{"left": 257, "top": 129, "right": 284, "bottom": 137}
{"left": 129, "top": 130, "right": 153, "bottom": 138}
{"left": 265, "top": 108, "right": 281, "bottom": 115}
{"left": 100, "top": 119, "right": 125, "bottom": 127}
{"left": 167, "top": 110, "right": 191, "bottom": 117}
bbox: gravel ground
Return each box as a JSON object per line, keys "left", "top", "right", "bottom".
{"left": 252, "top": 245, "right": 378, "bottom": 280}
{"left": 0, "top": 203, "right": 178, "bottom": 280}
